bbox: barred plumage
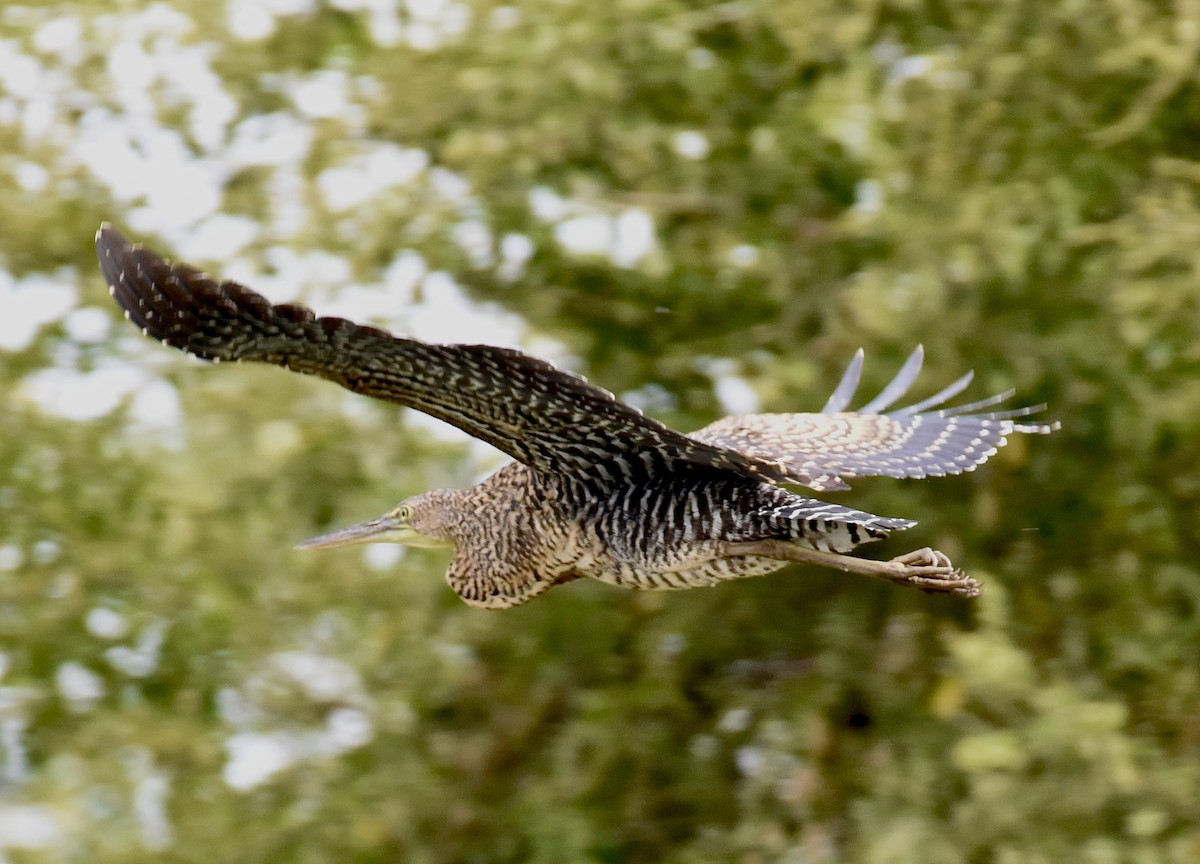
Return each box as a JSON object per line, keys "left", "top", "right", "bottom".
{"left": 691, "top": 346, "right": 1054, "bottom": 491}
{"left": 97, "top": 223, "right": 1057, "bottom": 607}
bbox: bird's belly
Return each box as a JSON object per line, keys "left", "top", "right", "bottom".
{"left": 577, "top": 549, "right": 787, "bottom": 591}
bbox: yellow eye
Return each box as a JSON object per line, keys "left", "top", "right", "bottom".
{"left": 394, "top": 505, "right": 412, "bottom": 521}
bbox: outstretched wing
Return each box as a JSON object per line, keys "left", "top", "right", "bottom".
{"left": 97, "top": 224, "right": 795, "bottom": 486}
{"left": 690, "top": 346, "right": 1058, "bottom": 491}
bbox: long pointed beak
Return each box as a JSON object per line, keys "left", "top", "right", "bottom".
{"left": 295, "top": 515, "right": 400, "bottom": 550}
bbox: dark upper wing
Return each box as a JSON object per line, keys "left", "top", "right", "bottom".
{"left": 690, "top": 346, "right": 1058, "bottom": 491}
{"left": 97, "top": 224, "right": 796, "bottom": 486}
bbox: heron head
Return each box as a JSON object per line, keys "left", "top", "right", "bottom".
{"left": 295, "top": 491, "right": 459, "bottom": 551}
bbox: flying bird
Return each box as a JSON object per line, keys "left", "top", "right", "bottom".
{"left": 97, "top": 224, "right": 1056, "bottom": 607}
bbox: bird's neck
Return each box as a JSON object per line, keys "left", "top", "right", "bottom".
{"left": 407, "top": 487, "right": 474, "bottom": 545}
{"left": 453, "top": 462, "right": 558, "bottom": 539}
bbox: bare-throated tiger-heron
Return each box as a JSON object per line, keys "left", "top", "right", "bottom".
{"left": 97, "top": 224, "right": 1057, "bottom": 608}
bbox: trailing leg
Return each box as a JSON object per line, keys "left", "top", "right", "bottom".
{"left": 722, "top": 540, "right": 980, "bottom": 597}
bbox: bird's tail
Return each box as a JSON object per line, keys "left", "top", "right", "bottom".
{"left": 767, "top": 499, "right": 915, "bottom": 554}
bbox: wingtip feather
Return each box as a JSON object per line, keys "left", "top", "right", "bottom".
{"left": 857, "top": 345, "right": 925, "bottom": 414}
{"left": 821, "top": 348, "right": 865, "bottom": 414}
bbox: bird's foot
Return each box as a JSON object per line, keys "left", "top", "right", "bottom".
{"left": 721, "top": 540, "right": 981, "bottom": 598}
{"left": 883, "top": 547, "right": 979, "bottom": 597}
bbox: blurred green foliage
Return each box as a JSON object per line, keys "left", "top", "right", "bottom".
{"left": 1, "top": 0, "right": 1199, "bottom": 861}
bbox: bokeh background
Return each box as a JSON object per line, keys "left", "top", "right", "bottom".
{"left": 2, "top": 1, "right": 1198, "bottom": 861}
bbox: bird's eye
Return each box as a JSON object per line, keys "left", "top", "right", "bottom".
{"left": 394, "top": 505, "right": 412, "bottom": 521}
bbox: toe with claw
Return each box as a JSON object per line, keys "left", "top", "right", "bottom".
{"left": 886, "top": 547, "right": 980, "bottom": 597}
